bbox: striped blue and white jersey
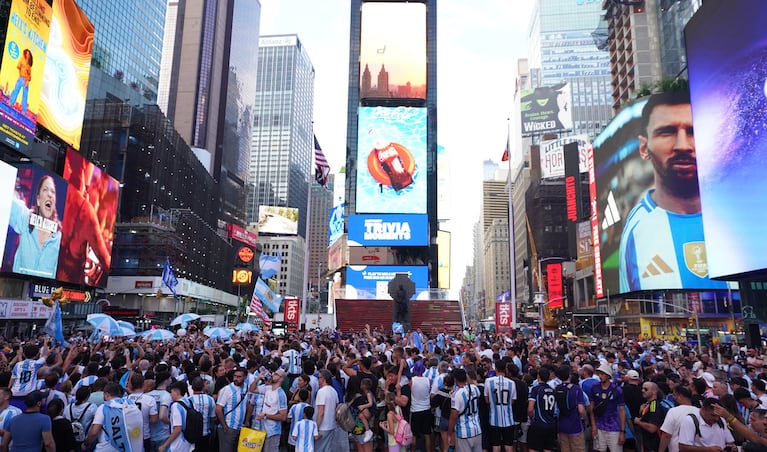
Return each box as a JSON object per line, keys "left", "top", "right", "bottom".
{"left": 619, "top": 190, "right": 728, "bottom": 292}
{"left": 168, "top": 397, "right": 194, "bottom": 452}
{"left": 0, "top": 404, "right": 21, "bottom": 431}
{"left": 283, "top": 349, "right": 302, "bottom": 375}
{"left": 11, "top": 358, "right": 46, "bottom": 396}
{"left": 451, "top": 384, "right": 482, "bottom": 439}
{"left": 484, "top": 376, "right": 516, "bottom": 427}
{"left": 259, "top": 385, "right": 287, "bottom": 438}
{"left": 148, "top": 388, "right": 172, "bottom": 442}
{"left": 291, "top": 418, "right": 318, "bottom": 452}
{"left": 189, "top": 393, "right": 216, "bottom": 436}
{"left": 287, "top": 402, "right": 309, "bottom": 446}
{"left": 217, "top": 383, "right": 249, "bottom": 430}
{"left": 72, "top": 375, "right": 98, "bottom": 394}
{"left": 423, "top": 366, "right": 439, "bottom": 388}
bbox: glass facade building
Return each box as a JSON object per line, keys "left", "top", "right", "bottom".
{"left": 249, "top": 35, "right": 315, "bottom": 239}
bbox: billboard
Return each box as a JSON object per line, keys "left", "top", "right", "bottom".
{"left": 359, "top": 2, "right": 426, "bottom": 100}
{"left": 346, "top": 265, "right": 428, "bottom": 300}
{"left": 328, "top": 204, "right": 344, "bottom": 245}
{"left": 495, "top": 302, "right": 513, "bottom": 333}
{"left": 0, "top": 162, "right": 18, "bottom": 263}
{"left": 348, "top": 246, "right": 394, "bottom": 266}
{"left": 347, "top": 213, "right": 428, "bottom": 247}
{"left": 226, "top": 223, "right": 258, "bottom": 248}
{"left": 57, "top": 149, "right": 118, "bottom": 287}
{"left": 520, "top": 82, "right": 573, "bottom": 136}
{"left": 540, "top": 134, "right": 589, "bottom": 179}
{"left": 2, "top": 164, "right": 68, "bottom": 280}
{"left": 547, "top": 263, "right": 563, "bottom": 310}
{"left": 257, "top": 205, "right": 298, "bottom": 235}
{"left": 356, "top": 107, "right": 427, "bottom": 214}
{"left": 685, "top": 0, "right": 767, "bottom": 278}
{"left": 38, "top": 0, "right": 94, "bottom": 150}
{"left": 284, "top": 297, "right": 299, "bottom": 332}
{"left": 0, "top": 0, "right": 52, "bottom": 149}
{"left": 592, "top": 92, "right": 728, "bottom": 295}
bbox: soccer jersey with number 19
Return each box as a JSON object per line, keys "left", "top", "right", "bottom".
{"left": 484, "top": 376, "right": 516, "bottom": 427}
{"left": 529, "top": 383, "right": 557, "bottom": 427}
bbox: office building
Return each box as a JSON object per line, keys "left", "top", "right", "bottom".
{"left": 248, "top": 35, "right": 314, "bottom": 239}
{"left": 259, "top": 236, "right": 306, "bottom": 299}
{"left": 308, "top": 176, "right": 335, "bottom": 291}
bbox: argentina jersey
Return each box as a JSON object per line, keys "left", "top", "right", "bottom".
{"left": 218, "top": 384, "right": 248, "bottom": 430}
{"left": 283, "top": 349, "right": 301, "bottom": 375}
{"left": 287, "top": 402, "right": 309, "bottom": 446}
{"left": 189, "top": 393, "right": 216, "bottom": 436}
{"left": 484, "top": 376, "right": 516, "bottom": 427}
{"left": 451, "top": 384, "right": 481, "bottom": 439}
{"left": 0, "top": 404, "right": 21, "bottom": 431}
{"left": 11, "top": 358, "right": 46, "bottom": 396}
{"left": 619, "top": 190, "right": 728, "bottom": 292}
{"left": 291, "top": 418, "right": 318, "bottom": 452}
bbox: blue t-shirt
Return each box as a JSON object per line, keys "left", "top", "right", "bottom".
{"left": 556, "top": 384, "right": 585, "bottom": 435}
{"left": 8, "top": 412, "right": 51, "bottom": 452}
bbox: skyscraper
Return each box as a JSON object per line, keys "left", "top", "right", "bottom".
{"left": 158, "top": 0, "right": 261, "bottom": 226}
{"left": 249, "top": 35, "right": 315, "bottom": 239}
{"left": 308, "top": 177, "right": 334, "bottom": 291}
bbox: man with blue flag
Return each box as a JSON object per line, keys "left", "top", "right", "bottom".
{"left": 84, "top": 382, "right": 143, "bottom": 452}
{"left": 162, "top": 258, "right": 179, "bottom": 298}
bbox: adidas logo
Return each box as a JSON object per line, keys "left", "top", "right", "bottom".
{"left": 601, "top": 191, "right": 621, "bottom": 229}
{"left": 641, "top": 255, "right": 674, "bottom": 279}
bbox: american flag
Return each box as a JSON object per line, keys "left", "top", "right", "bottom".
{"left": 250, "top": 293, "right": 263, "bottom": 315}
{"left": 314, "top": 135, "right": 330, "bottom": 188}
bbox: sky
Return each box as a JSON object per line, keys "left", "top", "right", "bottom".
{"left": 260, "top": 0, "right": 535, "bottom": 297}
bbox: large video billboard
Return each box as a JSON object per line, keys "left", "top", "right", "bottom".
{"left": 685, "top": 0, "right": 767, "bottom": 278}
{"left": 591, "top": 92, "right": 727, "bottom": 295}
{"left": 258, "top": 206, "right": 298, "bottom": 235}
{"left": 360, "top": 2, "right": 426, "bottom": 100}
{"left": 2, "top": 164, "right": 68, "bottom": 280}
{"left": 57, "top": 149, "right": 118, "bottom": 287}
{"left": 38, "top": 0, "right": 94, "bottom": 150}
{"left": 520, "top": 82, "right": 573, "bottom": 136}
{"left": 0, "top": 161, "right": 18, "bottom": 263}
{"left": 347, "top": 213, "right": 428, "bottom": 247}
{"left": 540, "top": 135, "right": 589, "bottom": 179}
{"left": 0, "top": 0, "right": 52, "bottom": 150}
{"left": 346, "top": 265, "right": 428, "bottom": 300}
{"left": 356, "top": 106, "right": 427, "bottom": 214}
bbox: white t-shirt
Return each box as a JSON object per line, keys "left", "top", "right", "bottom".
{"left": 410, "top": 376, "right": 431, "bottom": 412}
{"left": 92, "top": 399, "right": 144, "bottom": 452}
{"left": 678, "top": 411, "right": 734, "bottom": 449}
{"left": 127, "top": 392, "right": 158, "bottom": 440}
{"left": 314, "top": 386, "right": 337, "bottom": 431}
{"left": 660, "top": 405, "right": 699, "bottom": 452}
{"left": 168, "top": 400, "right": 194, "bottom": 452}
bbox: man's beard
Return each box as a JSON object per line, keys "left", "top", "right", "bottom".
{"left": 651, "top": 150, "right": 700, "bottom": 199}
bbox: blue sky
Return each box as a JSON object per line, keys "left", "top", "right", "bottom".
{"left": 260, "top": 0, "right": 535, "bottom": 296}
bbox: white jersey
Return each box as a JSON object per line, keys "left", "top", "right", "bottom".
{"left": 451, "top": 384, "right": 482, "bottom": 439}
{"left": 127, "top": 392, "right": 158, "bottom": 440}
{"left": 168, "top": 398, "right": 195, "bottom": 452}
{"left": 283, "top": 349, "right": 302, "bottom": 375}
{"left": 11, "top": 358, "right": 46, "bottom": 396}
{"left": 484, "top": 376, "right": 517, "bottom": 427}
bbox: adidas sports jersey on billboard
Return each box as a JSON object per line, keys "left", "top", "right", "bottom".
{"left": 591, "top": 92, "right": 727, "bottom": 295}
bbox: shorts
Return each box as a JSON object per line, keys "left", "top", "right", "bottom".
{"left": 527, "top": 425, "right": 558, "bottom": 451}
{"left": 559, "top": 431, "right": 586, "bottom": 452}
{"left": 410, "top": 410, "right": 433, "bottom": 435}
{"left": 489, "top": 426, "right": 516, "bottom": 447}
{"left": 593, "top": 430, "right": 623, "bottom": 452}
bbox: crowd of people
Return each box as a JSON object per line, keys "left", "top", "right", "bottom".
{"left": 0, "top": 324, "right": 765, "bottom": 452}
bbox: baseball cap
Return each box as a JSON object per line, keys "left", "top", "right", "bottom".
{"left": 700, "top": 372, "right": 716, "bottom": 388}
{"left": 626, "top": 370, "right": 640, "bottom": 380}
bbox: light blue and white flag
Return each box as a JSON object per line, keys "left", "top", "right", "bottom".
{"left": 43, "top": 302, "right": 66, "bottom": 346}
{"left": 162, "top": 257, "right": 179, "bottom": 298}
{"left": 411, "top": 331, "right": 423, "bottom": 352}
{"left": 101, "top": 398, "right": 133, "bottom": 452}
{"left": 259, "top": 252, "right": 282, "bottom": 279}
{"left": 254, "top": 277, "right": 282, "bottom": 313}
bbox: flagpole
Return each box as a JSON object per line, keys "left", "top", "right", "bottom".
{"left": 506, "top": 118, "right": 518, "bottom": 329}
{"left": 301, "top": 134, "right": 313, "bottom": 330}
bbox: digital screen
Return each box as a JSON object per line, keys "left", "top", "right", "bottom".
{"left": 347, "top": 213, "right": 428, "bottom": 247}
{"left": 359, "top": 2, "right": 426, "bottom": 100}
{"left": 2, "top": 164, "right": 68, "bottom": 280}
{"left": 0, "top": 161, "right": 18, "bottom": 263}
{"left": 328, "top": 204, "right": 344, "bottom": 245}
{"left": 345, "top": 265, "right": 428, "bottom": 300}
{"left": 57, "top": 149, "right": 119, "bottom": 287}
{"left": 0, "top": 0, "right": 52, "bottom": 149}
{"left": 38, "top": 0, "right": 94, "bottom": 150}
{"left": 258, "top": 205, "right": 298, "bottom": 235}
{"left": 520, "top": 82, "right": 573, "bottom": 136}
{"left": 356, "top": 106, "right": 427, "bottom": 214}
{"left": 592, "top": 92, "right": 727, "bottom": 295}
{"left": 540, "top": 134, "right": 589, "bottom": 179}
{"left": 685, "top": 0, "right": 767, "bottom": 278}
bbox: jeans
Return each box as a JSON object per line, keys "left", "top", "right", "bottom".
{"left": 218, "top": 426, "right": 241, "bottom": 452}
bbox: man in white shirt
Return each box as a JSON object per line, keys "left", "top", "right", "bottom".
{"left": 159, "top": 382, "right": 194, "bottom": 452}
{"left": 314, "top": 370, "right": 338, "bottom": 452}
{"left": 678, "top": 398, "right": 735, "bottom": 452}
{"left": 659, "top": 386, "right": 699, "bottom": 452}
{"left": 126, "top": 372, "right": 158, "bottom": 451}
{"left": 84, "top": 382, "right": 144, "bottom": 452}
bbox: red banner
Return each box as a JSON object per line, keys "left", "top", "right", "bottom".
{"left": 547, "top": 263, "right": 563, "bottom": 310}
{"left": 495, "top": 302, "right": 513, "bottom": 332}
{"left": 226, "top": 224, "right": 258, "bottom": 248}
{"left": 284, "top": 297, "right": 300, "bottom": 331}
{"left": 588, "top": 145, "right": 604, "bottom": 297}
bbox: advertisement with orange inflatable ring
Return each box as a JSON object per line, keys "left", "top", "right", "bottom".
{"left": 367, "top": 142, "right": 416, "bottom": 187}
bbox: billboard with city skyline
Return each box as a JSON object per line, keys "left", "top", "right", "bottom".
{"left": 356, "top": 106, "right": 427, "bottom": 214}
{"left": 591, "top": 92, "right": 727, "bottom": 296}
{"left": 360, "top": 2, "right": 426, "bottom": 100}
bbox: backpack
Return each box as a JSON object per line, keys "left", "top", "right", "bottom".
{"left": 393, "top": 407, "right": 413, "bottom": 446}
{"left": 555, "top": 383, "right": 574, "bottom": 416}
{"left": 70, "top": 403, "right": 92, "bottom": 443}
{"left": 177, "top": 400, "right": 204, "bottom": 444}
{"left": 335, "top": 402, "right": 357, "bottom": 432}
{"left": 592, "top": 388, "right": 615, "bottom": 417}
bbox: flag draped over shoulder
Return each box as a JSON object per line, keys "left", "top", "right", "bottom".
{"left": 314, "top": 135, "right": 330, "bottom": 188}
{"left": 259, "top": 252, "right": 281, "bottom": 279}
{"left": 42, "top": 302, "right": 65, "bottom": 346}
{"left": 254, "top": 277, "right": 282, "bottom": 313}
{"left": 162, "top": 258, "right": 179, "bottom": 298}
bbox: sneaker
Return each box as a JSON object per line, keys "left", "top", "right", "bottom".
{"left": 362, "top": 430, "right": 374, "bottom": 443}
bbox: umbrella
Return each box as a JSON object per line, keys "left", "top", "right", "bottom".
{"left": 117, "top": 320, "right": 135, "bottom": 332}
{"left": 387, "top": 273, "right": 415, "bottom": 301}
{"left": 141, "top": 329, "right": 175, "bottom": 341}
{"left": 116, "top": 327, "right": 136, "bottom": 337}
{"left": 235, "top": 323, "right": 259, "bottom": 332}
{"left": 204, "top": 327, "right": 232, "bottom": 340}
{"left": 170, "top": 313, "right": 200, "bottom": 327}
{"left": 86, "top": 314, "right": 122, "bottom": 336}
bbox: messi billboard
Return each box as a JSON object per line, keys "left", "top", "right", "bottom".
{"left": 359, "top": 2, "right": 426, "bottom": 100}
{"left": 347, "top": 214, "right": 428, "bottom": 247}
{"left": 0, "top": 0, "right": 52, "bottom": 150}
{"left": 520, "top": 82, "right": 573, "bottom": 136}
{"left": 38, "top": 0, "right": 94, "bottom": 150}
{"left": 685, "top": 0, "right": 767, "bottom": 278}
{"left": 356, "top": 106, "right": 427, "bottom": 214}
{"left": 346, "top": 265, "right": 428, "bottom": 300}
{"left": 591, "top": 92, "right": 727, "bottom": 296}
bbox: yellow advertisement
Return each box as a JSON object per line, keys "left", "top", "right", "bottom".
{"left": 0, "top": 0, "right": 52, "bottom": 147}
{"left": 38, "top": 0, "right": 94, "bottom": 150}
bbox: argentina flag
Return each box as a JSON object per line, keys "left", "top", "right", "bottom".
{"left": 254, "top": 277, "right": 282, "bottom": 313}
{"left": 259, "top": 252, "right": 282, "bottom": 279}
